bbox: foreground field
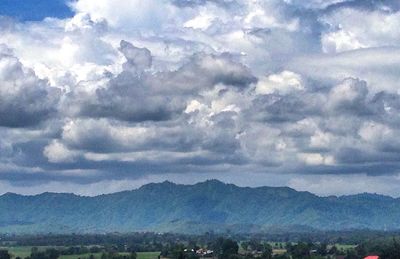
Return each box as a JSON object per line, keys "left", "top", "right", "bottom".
{"left": 2, "top": 246, "right": 34, "bottom": 258}
{"left": 135, "top": 252, "right": 161, "bottom": 259}
{"left": 60, "top": 252, "right": 160, "bottom": 259}
{"left": 2, "top": 247, "right": 160, "bottom": 259}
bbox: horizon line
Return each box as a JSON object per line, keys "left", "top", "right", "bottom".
{"left": 0, "top": 179, "right": 395, "bottom": 199}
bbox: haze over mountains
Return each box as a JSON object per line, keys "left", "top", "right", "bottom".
{"left": 1, "top": 180, "right": 399, "bottom": 234}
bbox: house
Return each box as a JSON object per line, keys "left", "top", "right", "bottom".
{"left": 364, "top": 256, "right": 379, "bottom": 259}
{"left": 196, "top": 248, "right": 214, "bottom": 257}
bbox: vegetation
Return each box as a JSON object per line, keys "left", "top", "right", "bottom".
{"left": 0, "top": 250, "right": 11, "bottom": 259}
{"left": 2, "top": 181, "right": 400, "bottom": 234}
{"left": 1, "top": 233, "right": 400, "bottom": 259}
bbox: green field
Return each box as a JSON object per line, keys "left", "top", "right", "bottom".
{"left": 136, "top": 252, "right": 160, "bottom": 259}
{"left": 1, "top": 247, "right": 160, "bottom": 259}
{"left": 59, "top": 252, "right": 160, "bottom": 259}
{"left": 3, "top": 246, "right": 56, "bottom": 258}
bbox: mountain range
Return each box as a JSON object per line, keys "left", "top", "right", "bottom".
{"left": 1, "top": 180, "right": 400, "bottom": 234}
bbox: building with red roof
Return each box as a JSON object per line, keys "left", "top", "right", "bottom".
{"left": 364, "top": 256, "right": 379, "bottom": 259}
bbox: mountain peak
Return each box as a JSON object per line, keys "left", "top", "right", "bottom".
{"left": 1, "top": 192, "right": 20, "bottom": 198}
{"left": 197, "top": 179, "right": 227, "bottom": 186}
{"left": 139, "top": 180, "right": 177, "bottom": 191}
{"left": 139, "top": 179, "right": 228, "bottom": 191}
{"left": 340, "top": 192, "right": 395, "bottom": 201}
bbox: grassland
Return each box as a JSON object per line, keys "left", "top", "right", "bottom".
{"left": 135, "top": 252, "right": 160, "bottom": 259}
{"left": 2, "top": 246, "right": 56, "bottom": 258}
{"left": 1, "top": 243, "right": 354, "bottom": 259}
{"left": 1, "top": 247, "right": 160, "bottom": 259}
{"left": 59, "top": 252, "right": 160, "bottom": 259}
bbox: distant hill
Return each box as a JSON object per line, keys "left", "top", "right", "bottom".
{"left": 1, "top": 180, "right": 400, "bottom": 234}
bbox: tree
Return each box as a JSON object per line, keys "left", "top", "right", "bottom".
{"left": 355, "top": 244, "right": 367, "bottom": 258}
{"left": 291, "top": 242, "right": 311, "bottom": 259}
{"left": 0, "top": 250, "right": 11, "bottom": 259}
{"left": 260, "top": 243, "right": 273, "bottom": 259}
{"left": 273, "top": 255, "right": 290, "bottom": 259}
{"left": 380, "top": 238, "right": 400, "bottom": 259}
{"left": 212, "top": 238, "right": 239, "bottom": 259}
{"left": 328, "top": 245, "right": 338, "bottom": 255}
{"left": 241, "top": 241, "right": 249, "bottom": 252}
{"left": 45, "top": 248, "right": 60, "bottom": 259}
{"left": 90, "top": 246, "right": 101, "bottom": 254}
{"left": 284, "top": 242, "right": 292, "bottom": 253}
{"left": 248, "top": 239, "right": 263, "bottom": 252}
{"left": 344, "top": 250, "right": 358, "bottom": 259}
{"left": 316, "top": 243, "right": 327, "bottom": 256}
{"left": 221, "top": 239, "right": 239, "bottom": 258}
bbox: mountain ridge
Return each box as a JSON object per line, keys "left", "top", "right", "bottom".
{"left": 1, "top": 179, "right": 394, "bottom": 199}
{"left": 1, "top": 180, "right": 400, "bottom": 234}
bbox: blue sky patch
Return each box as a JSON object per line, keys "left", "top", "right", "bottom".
{"left": 0, "top": 0, "right": 74, "bottom": 21}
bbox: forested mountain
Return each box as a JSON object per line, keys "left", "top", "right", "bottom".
{"left": 1, "top": 180, "right": 399, "bottom": 234}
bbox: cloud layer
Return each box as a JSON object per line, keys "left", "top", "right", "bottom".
{"left": 1, "top": 0, "right": 400, "bottom": 196}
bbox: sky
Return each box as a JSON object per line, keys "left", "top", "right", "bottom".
{"left": 1, "top": 0, "right": 400, "bottom": 197}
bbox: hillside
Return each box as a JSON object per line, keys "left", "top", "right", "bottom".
{"left": 1, "top": 180, "right": 400, "bottom": 234}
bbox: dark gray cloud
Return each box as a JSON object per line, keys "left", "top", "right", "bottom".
{"left": 66, "top": 41, "right": 255, "bottom": 123}
{"left": 119, "top": 40, "right": 152, "bottom": 73}
{"left": 0, "top": 45, "right": 60, "bottom": 128}
{"left": 151, "top": 53, "right": 257, "bottom": 93}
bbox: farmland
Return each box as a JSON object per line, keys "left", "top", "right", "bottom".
{"left": 59, "top": 252, "right": 161, "bottom": 259}
{"left": 1, "top": 247, "right": 160, "bottom": 259}
{"left": 1, "top": 231, "right": 399, "bottom": 259}
{"left": 0, "top": 241, "right": 357, "bottom": 259}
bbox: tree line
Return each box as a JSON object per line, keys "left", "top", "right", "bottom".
{"left": 2, "top": 233, "right": 400, "bottom": 259}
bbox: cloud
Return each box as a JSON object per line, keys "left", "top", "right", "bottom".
{"left": 66, "top": 41, "right": 256, "bottom": 123}
{"left": 119, "top": 40, "right": 152, "bottom": 73}
{"left": 288, "top": 47, "right": 400, "bottom": 93}
{"left": 288, "top": 173, "right": 400, "bottom": 197}
{"left": 71, "top": 0, "right": 178, "bottom": 30}
{"left": 0, "top": 45, "right": 60, "bottom": 127}
{"left": 43, "top": 140, "right": 78, "bottom": 163}
{"left": 320, "top": 7, "right": 400, "bottom": 53}
{"left": 1, "top": 0, "right": 400, "bottom": 196}
{"left": 255, "top": 71, "right": 303, "bottom": 95}
{"left": 327, "top": 78, "right": 369, "bottom": 115}
{"left": 152, "top": 53, "right": 257, "bottom": 92}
